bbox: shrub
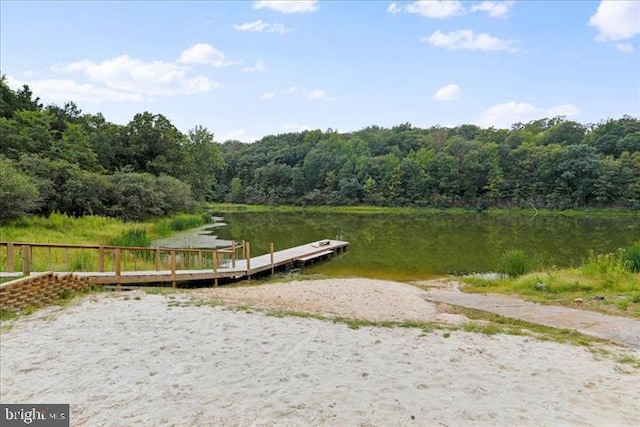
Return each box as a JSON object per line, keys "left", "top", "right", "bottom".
{"left": 582, "top": 250, "right": 625, "bottom": 276}
{"left": 108, "top": 228, "right": 150, "bottom": 247}
{"left": 622, "top": 242, "right": 640, "bottom": 273}
{"left": 498, "top": 249, "right": 528, "bottom": 277}
{"left": 0, "top": 158, "right": 41, "bottom": 222}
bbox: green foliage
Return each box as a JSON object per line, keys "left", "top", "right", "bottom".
{"left": 152, "top": 214, "right": 207, "bottom": 237}
{"left": 581, "top": 251, "right": 626, "bottom": 276}
{"left": 0, "top": 158, "right": 41, "bottom": 222}
{"left": 0, "top": 307, "right": 18, "bottom": 321}
{"left": 2, "top": 78, "right": 639, "bottom": 215}
{"left": 498, "top": 249, "right": 528, "bottom": 277}
{"left": 622, "top": 242, "right": 640, "bottom": 273}
{"left": 107, "top": 228, "right": 151, "bottom": 247}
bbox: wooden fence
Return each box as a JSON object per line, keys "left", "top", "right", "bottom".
{"left": 0, "top": 241, "right": 247, "bottom": 284}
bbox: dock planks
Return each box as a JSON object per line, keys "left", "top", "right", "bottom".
{"left": 73, "top": 239, "right": 349, "bottom": 285}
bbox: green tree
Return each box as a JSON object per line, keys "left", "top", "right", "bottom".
{"left": 182, "top": 125, "right": 224, "bottom": 201}
{"left": 50, "top": 123, "right": 102, "bottom": 171}
{"left": 0, "top": 158, "right": 41, "bottom": 221}
{"left": 121, "top": 112, "right": 185, "bottom": 176}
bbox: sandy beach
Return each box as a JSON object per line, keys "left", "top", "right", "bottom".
{"left": 1, "top": 278, "right": 639, "bottom": 426}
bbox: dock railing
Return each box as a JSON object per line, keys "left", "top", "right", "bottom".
{"left": 0, "top": 241, "right": 246, "bottom": 279}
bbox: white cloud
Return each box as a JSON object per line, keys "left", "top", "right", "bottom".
{"left": 282, "top": 86, "right": 332, "bottom": 100}
{"left": 308, "top": 89, "right": 327, "bottom": 99}
{"left": 476, "top": 101, "right": 581, "bottom": 128}
{"left": 234, "top": 20, "right": 293, "bottom": 34}
{"left": 282, "top": 122, "right": 313, "bottom": 132}
{"left": 388, "top": 1, "right": 464, "bottom": 19}
{"left": 243, "top": 60, "right": 267, "bottom": 73}
{"left": 6, "top": 75, "right": 145, "bottom": 103}
{"left": 254, "top": 0, "right": 318, "bottom": 14}
{"left": 260, "top": 92, "right": 275, "bottom": 100}
{"left": 179, "top": 43, "right": 236, "bottom": 67}
{"left": 54, "top": 53, "right": 223, "bottom": 99}
{"left": 589, "top": 1, "right": 640, "bottom": 41}
{"left": 545, "top": 104, "right": 581, "bottom": 118}
{"left": 432, "top": 83, "right": 462, "bottom": 101}
{"left": 470, "top": 1, "right": 515, "bottom": 19}
{"left": 616, "top": 42, "right": 634, "bottom": 53}
{"left": 423, "top": 29, "right": 519, "bottom": 53}
{"left": 220, "top": 129, "right": 258, "bottom": 143}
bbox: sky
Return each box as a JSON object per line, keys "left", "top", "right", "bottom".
{"left": 1, "top": 0, "right": 639, "bottom": 142}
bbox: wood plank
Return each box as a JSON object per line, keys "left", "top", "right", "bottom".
{"left": 10, "top": 240, "right": 349, "bottom": 286}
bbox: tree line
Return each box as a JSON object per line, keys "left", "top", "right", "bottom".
{"left": 1, "top": 75, "right": 639, "bottom": 223}
{"left": 216, "top": 117, "right": 639, "bottom": 210}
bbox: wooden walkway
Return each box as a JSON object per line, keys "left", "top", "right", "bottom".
{"left": 1, "top": 240, "right": 349, "bottom": 286}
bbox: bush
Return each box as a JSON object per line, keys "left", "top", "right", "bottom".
{"left": 108, "top": 228, "right": 151, "bottom": 247}
{"left": 498, "top": 249, "right": 528, "bottom": 277}
{"left": 582, "top": 250, "right": 626, "bottom": 276}
{"left": 622, "top": 242, "right": 640, "bottom": 273}
{"left": 0, "top": 158, "right": 41, "bottom": 221}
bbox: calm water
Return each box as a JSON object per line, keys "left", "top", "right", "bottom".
{"left": 208, "top": 212, "right": 639, "bottom": 281}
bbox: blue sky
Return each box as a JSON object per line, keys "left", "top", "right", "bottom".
{"left": 2, "top": 1, "right": 639, "bottom": 142}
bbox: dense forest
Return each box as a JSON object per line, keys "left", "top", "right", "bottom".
{"left": 1, "top": 75, "right": 639, "bottom": 222}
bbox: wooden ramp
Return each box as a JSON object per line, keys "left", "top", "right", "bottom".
{"left": 74, "top": 239, "right": 349, "bottom": 286}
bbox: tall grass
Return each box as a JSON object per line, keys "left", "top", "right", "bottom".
{"left": 498, "top": 249, "right": 528, "bottom": 277}
{"left": 107, "top": 228, "right": 151, "bottom": 247}
{"left": 622, "top": 242, "right": 640, "bottom": 273}
{"left": 1, "top": 213, "right": 142, "bottom": 245}
{"left": 465, "top": 242, "right": 640, "bottom": 317}
{"left": 151, "top": 214, "right": 208, "bottom": 237}
{"left": 1, "top": 212, "right": 210, "bottom": 246}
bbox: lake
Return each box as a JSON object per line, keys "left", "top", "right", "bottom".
{"left": 200, "top": 211, "right": 639, "bottom": 281}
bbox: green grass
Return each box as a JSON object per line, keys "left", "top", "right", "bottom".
{"left": 1, "top": 212, "right": 209, "bottom": 247}
{"left": 498, "top": 249, "right": 528, "bottom": 278}
{"left": 107, "top": 228, "right": 151, "bottom": 247}
{"left": 0, "top": 211, "right": 212, "bottom": 273}
{"left": 0, "top": 307, "right": 18, "bottom": 321}
{"left": 1, "top": 213, "right": 144, "bottom": 245}
{"left": 451, "top": 306, "right": 606, "bottom": 346}
{"left": 150, "top": 214, "right": 210, "bottom": 237}
{"left": 622, "top": 242, "right": 640, "bottom": 272}
{"left": 463, "top": 244, "right": 640, "bottom": 317}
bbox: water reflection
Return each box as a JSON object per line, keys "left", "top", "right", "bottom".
{"left": 193, "top": 212, "right": 640, "bottom": 280}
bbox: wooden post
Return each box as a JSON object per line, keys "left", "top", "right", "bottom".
{"left": 170, "top": 250, "right": 176, "bottom": 288}
{"left": 213, "top": 251, "right": 218, "bottom": 287}
{"left": 270, "top": 243, "right": 275, "bottom": 274}
{"left": 98, "top": 246, "right": 105, "bottom": 272}
{"left": 198, "top": 250, "right": 202, "bottom": 269}
{"left": 232, "top": 241, "right": 236, "bottom": 268}
{"left": 246, "top": 242, "right": 251, "bottom": 281}
{"left": 7, "top": 243, "right": 14, "bottom": 273}
{"left": 114, "top": 248, "right": 122, "bottom": 291}
{"left": 21, "top": 245, "right": 30, "bottom": 276}
{"left": 155, "top": 248, "right": 161, "bottom": 271}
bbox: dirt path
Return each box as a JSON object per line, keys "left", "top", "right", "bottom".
{"left": 421, "top": 289, "right": 640, "bottom": 349}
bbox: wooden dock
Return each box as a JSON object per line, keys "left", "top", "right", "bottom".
{"left": 1, "top": 240, "right": 349, "bottom": 287}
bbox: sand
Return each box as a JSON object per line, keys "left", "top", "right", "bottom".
{"left": 1, "top": 279, "right": 639, "bottom": 426}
